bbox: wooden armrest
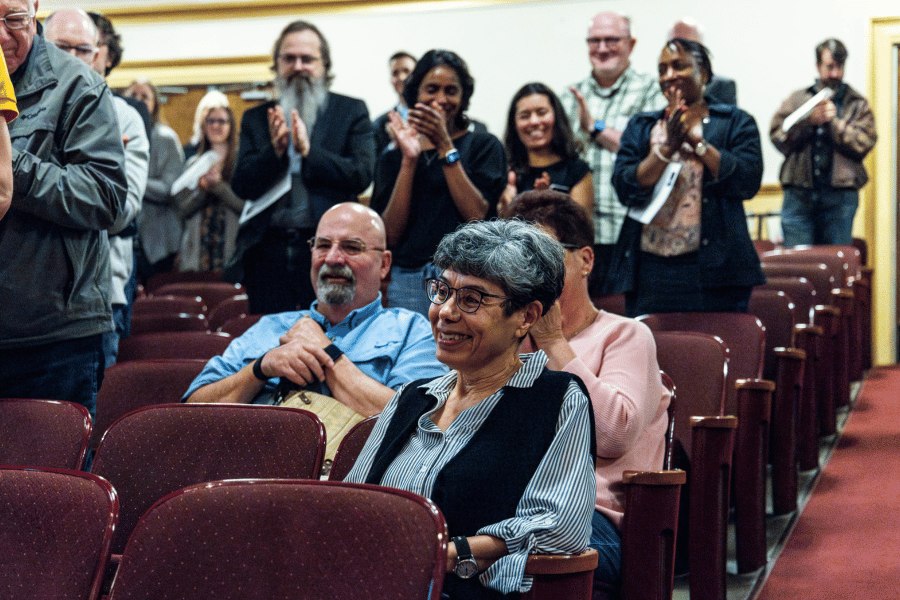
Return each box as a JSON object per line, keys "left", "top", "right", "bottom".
{"left": 774, "top": 347, "right": 806, "bottom": 361}
{"left": 525, "top": 549, "right": 599, "bottom": 575}
{"left": 690, "top": 415, "right": 737, "bottom": 429}
{"left": 735, "top": 378, "right": 776, "bottom": 392}
{"left": 795, "top": 323, "right": 823, "bottom": 337}
{"left": 623, "top": 470, "right": 686, "bottom": 486}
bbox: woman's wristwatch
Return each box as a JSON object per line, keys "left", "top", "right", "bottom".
{"left": 452, "top": 536, "right": 479, "bottom": 579}
{"left": 440, "top": 148, "right": 460, "bottom": 166}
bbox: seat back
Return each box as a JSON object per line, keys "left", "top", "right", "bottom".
{"left": 152, "top": 281, "right": 246, "bottom": 311}
{"left": 748, "top": 290, "right": 798, "bottom": 382}
{"left": 328, "top": 416, "right": 379, "bottom": 481}
{"left": 132, "top": 295, "right": 206, "bottom": 316}
{"left": 639, "top": 312, "right": 764, "bottom": 415}
{"left": 0, "top": 466, "right": 118, "bottom": 600}
{"left": 117, "top": 331, "right": 232, "bottom": 362}
{"left": 91, "top": 403, "right": 325, "bottom": 555}
{"left": 129, "top": 312, "right": 210, "bottom": 335}
{"left": 144, "top": 269, "right": 223, "bottom": 293}
{"left": 649, "top": 331, "right": 727, "bottom": 464}
{"left": 761, "top": 262, "right": 836, "bottom": 301}
{"left": 207, "top": 295, "right": 250, "bottom": 331}
{"left": 756, "top": 276, "right": 817, "bottom": 325}
{"left": 93, "top": 359, "right": 208, "bottom": 454}
{"left": 0, "top": 399, "right": 92, "bottom": 470}
{"left": 108, "top": 479, "right": 446, "bottom": 600}
{"left": 591, "top": 293, "right": 627, "bottom": 316}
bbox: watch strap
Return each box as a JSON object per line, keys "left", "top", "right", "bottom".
{"left": 252, "top": 353, "right": 268, "bottom": 381}
{"left": 323, "top": 343, "right": 344, "bottom": 362}
{"left": 453, "top": 536, "right": 473, "bottom": 561}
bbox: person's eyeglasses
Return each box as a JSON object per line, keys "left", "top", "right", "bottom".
{"left": 586, "top": 36, "right": 627, "bottom": 48}
{"left": 0, "top": 11, "right": 33, "bottom": 30}
{"left": 307, "top": 237, "right": 385, "bottom": 256}
{"left": 426, "top": 278, "right": 510, "bottom": 314}
{"left": 51, "top": 41, "right": 98, "bottom": 58}
{"left": 205, "top": 118, "right": 229, "bottom": 126}
{"left": 559, "top": 243, "right": 581, "bottom": 250}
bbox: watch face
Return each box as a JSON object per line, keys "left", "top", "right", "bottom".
{"left": 456, "top": 558, "right": 479, "bottom": 579}
{"left": 445, "top": 150, "right": 461, "bottom": 164}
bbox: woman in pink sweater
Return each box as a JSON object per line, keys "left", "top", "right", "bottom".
{"left": 502, "top": 189, "right": 670, "bottom": 588}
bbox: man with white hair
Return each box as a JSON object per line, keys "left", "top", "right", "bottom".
{"left": 0, "top": 0, "right": 126, "bottom": 416}
{"left": 668, "top": 17, "right": 737, "bottom": 106}
{"left": 561, "top": 11, "right": 666, "bottom": 294}
{"left": 44, "top": 8, "right": 149, "bottom": 370}
{"left": 227, "top": 20, "right": 375, "bottom": 315}
{"left": 185, "top": 203, "right": 445, "bottom": 414}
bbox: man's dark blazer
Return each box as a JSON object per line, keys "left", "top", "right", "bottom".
{"left": 225, "top": 92, "right": 375, "bottom": 281}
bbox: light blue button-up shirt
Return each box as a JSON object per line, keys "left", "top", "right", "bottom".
{"left": 183, "top": 295, "right": 447, "bottom": 402}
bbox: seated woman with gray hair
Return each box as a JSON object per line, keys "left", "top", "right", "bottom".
{"left": 345, "top": 219, "right": 595, "bottom": 600}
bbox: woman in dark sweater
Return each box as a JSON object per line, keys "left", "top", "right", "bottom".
{"left": 370, "top": 50, "right": 506, "bottom": 316}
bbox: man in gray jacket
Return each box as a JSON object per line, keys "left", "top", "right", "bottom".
{"left": 0, "top": 0, "right": 127, "bottom": 417}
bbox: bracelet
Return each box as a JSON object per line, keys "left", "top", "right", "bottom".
{"left": 323, "top": 343, "right": 344, "bottom": 363}
{"left": 653, "top": 145, "right": 672, "bottom": 163}
{"left": 251, "top": 353, "right": 268, "bottom": 381}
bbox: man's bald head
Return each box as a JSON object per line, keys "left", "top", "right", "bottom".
{"left": 669, "top": 18, "right": 703, "bottom": 43}
{"left": 44, "top": 8, "right": 102, "bottom": 74}
{"left": 310, "top": 203, "right": 391, "bottom": 316}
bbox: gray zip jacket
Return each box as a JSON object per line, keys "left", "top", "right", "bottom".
{"left": 0, "top": 29, "right": 127, "bottom": 348}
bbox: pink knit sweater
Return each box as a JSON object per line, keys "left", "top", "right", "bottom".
{"left": 524, "top": 310, "right": 669, "bottom": 529}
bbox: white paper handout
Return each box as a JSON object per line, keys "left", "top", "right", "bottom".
{"left": 238, "top": 173, "right": 291, "bottom": 225}
{"left": 781, "top": 87, "right": 835, "bottom": 133}
{"left": 628, "top": 161, "right": 683, "bottom": 224}
{"left": 170, "top": 150, "right": 219, "bottom": 196}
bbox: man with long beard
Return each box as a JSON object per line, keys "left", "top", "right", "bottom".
{"left": 185, "top": 203, "right": 445, "bottom": 415}
{"left": 227, "top": 20, "right": 375, "bottom": 315}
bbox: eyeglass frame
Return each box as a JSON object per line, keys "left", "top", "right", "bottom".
{"left": 586, "top": 36, "right": 628, "bottom": 48}
{"left": 307, "top": 236, "right": 385, "bottom": 257}
{"left": 425, "top": 278, "right": 511, "bottom": 314}
{"left": 277, "top": 52, "right": 322, "bottom": 67}
{"left": 205, "top": 117, "right": 229, "bottom": 126}
{"left": 0, "top": 11, "right": 33, "bottom": 30}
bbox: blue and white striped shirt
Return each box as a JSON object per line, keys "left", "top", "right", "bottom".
{"left": 346, "top": 351, "right": 595, "bottom": 594}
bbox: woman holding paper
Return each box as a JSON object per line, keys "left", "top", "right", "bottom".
{"left": 175, "top": 98, "right": 244, "bottom": 272}
{"left": 605, "top": 38, "right": 764, "bottom": 317}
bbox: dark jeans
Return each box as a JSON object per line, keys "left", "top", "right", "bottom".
{"left": 0, "top": 334, "right": 105, "bottom": 418}
{"left": 242, "top": 227, "right": 316, "bottom": 315}
{"left": 780, "top": 186, "right": 859, "bottom": 247}
{"left": 590, "top": 509, "right": 622, "bottom": 587}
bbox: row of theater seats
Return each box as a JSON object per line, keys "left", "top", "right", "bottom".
{"left": 594, "top": 239, "right": 870, "bottom": 600}
{"left": 3, "top": 239, "right": 867, "bottom": 600}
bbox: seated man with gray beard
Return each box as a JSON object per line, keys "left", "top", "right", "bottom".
{"left": 226, "top": 20, "right": 376, "bottom": 315}
{"left": 185, "top": 203, "right": 446, "bottom": 414}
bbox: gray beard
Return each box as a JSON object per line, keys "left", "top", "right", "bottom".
{"left": 277, "top": 74, "right": 328, "bottom": 134}
{"left": 316, "top": 265, "right": 356, "bottom": 306}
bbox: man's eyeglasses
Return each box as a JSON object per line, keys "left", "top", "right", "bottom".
{"left": 307, "top": 237, "right": 385, "bottom": 256}
{"left": 0, "top": 11, "right": 32, "bottom": 30}
{"left": 426, "top": 278, "right": 510, "bottom": 314}
{"left": 51, "top": 41, "right": 98, "bottom": 58}
{"left": 586, "top": 36, "right": 627, "bottom": 48}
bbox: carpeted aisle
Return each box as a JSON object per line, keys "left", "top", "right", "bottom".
{"left": 757, "top": 366, "right": 900, "bottom": 600}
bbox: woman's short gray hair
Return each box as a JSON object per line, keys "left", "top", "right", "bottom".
{"left": 433, "top": 219, "right": 565, "bottom": 316}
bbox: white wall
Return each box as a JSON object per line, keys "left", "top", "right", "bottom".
{"left": 41, "top": 0, "right": 898, "bottom": 184}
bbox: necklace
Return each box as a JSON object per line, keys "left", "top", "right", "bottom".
{"left": 567, "top": 306, "right": 599, "bottom": 340}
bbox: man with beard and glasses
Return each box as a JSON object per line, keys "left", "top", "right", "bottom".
{"left": 226, "top": 20, "right": 376, "bottom": 315}
{"left": 770, "top": 38, "right": 876, "bottom": 247}
{"left": 184, "top": 203, "right": 446, "bottom": 414}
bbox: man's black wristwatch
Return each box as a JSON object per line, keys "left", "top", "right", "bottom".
{"left": 452, "top": 536, "right": 479, "bottom": 579}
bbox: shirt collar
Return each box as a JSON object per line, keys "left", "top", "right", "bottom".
{"left": 589, "top": 66, "right": 634, "bottom": 98}
{"left": 420, "top": 350, "right": 549, "bottom": 398}
{"left": 309, "top": 293, "right": 385, "bottom": 332}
